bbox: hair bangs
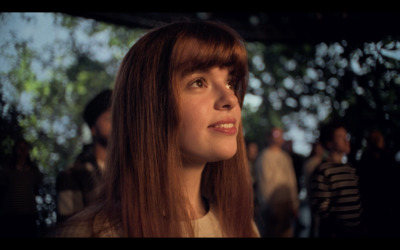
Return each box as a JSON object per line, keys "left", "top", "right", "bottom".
{"left": 171, "top": 23, "right": 248, "bottom": 103}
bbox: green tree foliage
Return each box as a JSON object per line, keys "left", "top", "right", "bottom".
{"left": 244, "top": 37, "right": 400, "bottom": 161}
{"left": 0, "top": 13, "right": 146, "bottom": 229}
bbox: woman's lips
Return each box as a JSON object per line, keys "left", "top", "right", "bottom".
{"left": 208, "top": 119, "right": 237, "bottom": 135}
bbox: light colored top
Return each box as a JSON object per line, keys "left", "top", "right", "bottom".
{"left": 99, "top": 205, "right": 227, "bottom": 237}
{"left": 53, "top": 204, "right": 259, "bottom": 237}
{"left": 192, "top": 206, "right": 224, "bottom": 237}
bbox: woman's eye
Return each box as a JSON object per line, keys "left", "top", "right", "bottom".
{"left": 226, "top": 80, "right": 236, "bottom": 90}
{"left": 190, "top": 78, "right": 206, "bottom": 88}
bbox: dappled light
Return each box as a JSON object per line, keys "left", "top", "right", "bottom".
{"left": 243, "top": 38, "right": 400, "bottom": 159}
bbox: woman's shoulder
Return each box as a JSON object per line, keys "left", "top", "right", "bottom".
{"left": 49, "top": 203, "right": 122, "bottom": 238}
{"left": 49, "top": 212, "right": 95, "bottom": 237}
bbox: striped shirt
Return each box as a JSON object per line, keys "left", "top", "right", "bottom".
{"left": 309, "top": 160, "right": 363, "bottom": 237}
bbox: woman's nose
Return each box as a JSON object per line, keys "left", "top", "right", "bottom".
{"left": 214, "top": 83, "right": 238, "bottom": 110}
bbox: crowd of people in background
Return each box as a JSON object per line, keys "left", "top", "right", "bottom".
{"left": 250, "top": 120, "right": 400, "bottom": 238}
{"left": 2, "top": 95, "right": 400, "bottom": 238}
{"left": 1, "top": 27, "right": 400, "bottom": 235}
{"left": 2, "top": 104, "right": 400, "bottom": 238}
{"left": 0, "top": 89, "right": 112, "bottom": 237}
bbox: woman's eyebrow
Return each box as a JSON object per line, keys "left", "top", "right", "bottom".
{"left": 180, "top": 65, "right": 235, "bottom": 77}
{"left": 179, "top": 69, "right": 208, "bottom": 78}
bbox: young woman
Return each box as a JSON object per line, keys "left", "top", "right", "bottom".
{"left": 52, "top": 20, "right": 259, "bottom": 237}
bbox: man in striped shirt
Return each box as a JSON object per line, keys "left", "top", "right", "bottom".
{"left": 309, "top": 120, "right": 364, "bottom": 238}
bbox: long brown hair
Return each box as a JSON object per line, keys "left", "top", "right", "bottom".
{"left": 104, "top": 20, "right": 256, "bottom": 237}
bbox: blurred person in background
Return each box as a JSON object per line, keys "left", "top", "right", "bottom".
{"left": 309, "top": 120, "right": 364, "bottom": 238}
{"left": 0, "top": 138, "right": 43, "bottom": 238}
{"left": 358, "top": 129, "right": 397, "bottom": 237}
{"left": 303, "top": 141, "right": 325, "bottom": 187}
{"left": 255, "top": 126, "right": 299, "bottom": 237}
{"left": 246, "top": 140, "right": 259, "bottom": 187}
{"left": 55, "top": 89, "right": 112, "bottom": 222}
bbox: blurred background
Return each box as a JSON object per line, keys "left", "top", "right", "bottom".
{"left": 1, "top": 12, "right": 400, "bottom": 236}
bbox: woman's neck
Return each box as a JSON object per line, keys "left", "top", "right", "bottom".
{"left": 182, "top": 162, "right": 207, "bottom": 220}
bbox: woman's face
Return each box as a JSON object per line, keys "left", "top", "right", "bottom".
{"left": 177, "top": 66, "right": 242, "bottom": 167}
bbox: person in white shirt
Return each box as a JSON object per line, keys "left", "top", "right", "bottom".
{"left": 255, "top": 127, "right": 299, "bottom": 237}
